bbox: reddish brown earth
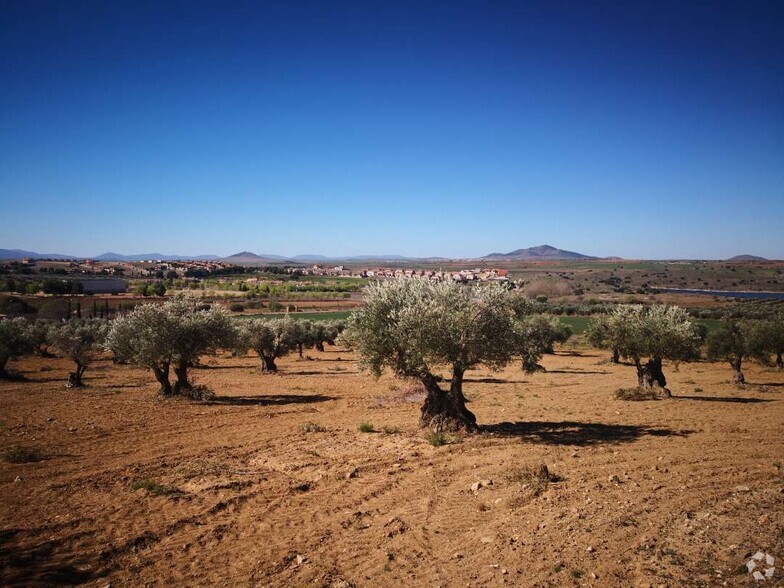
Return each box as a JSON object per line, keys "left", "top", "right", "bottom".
{"left": 1, "top": 346, "right": 782, "bottom": 587}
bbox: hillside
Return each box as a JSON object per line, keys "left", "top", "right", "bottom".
{"left": 726, "top": 254, "right": 768, "bottom": 261}
{"left": 483, "top": 244, "right": 596, "bottom": 261}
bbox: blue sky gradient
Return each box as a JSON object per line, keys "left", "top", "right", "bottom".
{"left": 1, "top": 0, "right": 783, "bottom": 259}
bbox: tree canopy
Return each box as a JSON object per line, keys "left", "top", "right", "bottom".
{"left": 106, "top": 298, "right": 236, "bottom": 396}
{"left": 588, "top": 304, "right": 701, "bottom": 395}
{"left": 49, "top": 319, "right": 109, "bottom": 387}
{"left": 343, "top": 280, "right": 520, "bottom": 431}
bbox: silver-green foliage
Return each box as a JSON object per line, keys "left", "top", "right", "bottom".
{"left": 49, "top": 318, "right": 109, "bottom": 386}
{"left": 106, "top": 298, "right": 236, "bottom": 395}
{"left": 587, "top": 304, "right": 701, "bottom": 391}
{"left": 238, "top": 316, "right": 296, "bottom": 372}
{"left": 0, "top": 317, "right": 33, "bottom": 377}
{"left": 342, "top": 280, "right": 520, "bottom": 430}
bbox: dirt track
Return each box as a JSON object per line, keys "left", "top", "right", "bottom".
{"left": 1, "top": 347, "right": 782, "bottom": 587}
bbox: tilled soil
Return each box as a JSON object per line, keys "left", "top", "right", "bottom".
{"left": 1, "top": 347, "right": 782, "bottom": 587}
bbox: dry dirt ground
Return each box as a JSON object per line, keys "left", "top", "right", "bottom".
{"left": 1, "top": 346, "right": 782, "bottom": 587}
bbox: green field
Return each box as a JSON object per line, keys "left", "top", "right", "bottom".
{"left": 234, "top": 310, "right": 353, "bottom": 322}
{"left": 559, "top": 315, "right": 721, "bottom": 335}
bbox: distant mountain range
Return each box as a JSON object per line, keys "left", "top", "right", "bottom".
{"left": 93, "top": 252, "right": 221, "bottom": 262}
{"left": 483, "top": 244, "right": 596, "bottom": 261}
{"left": 0, "top": 246, "right": 776, "bottom": 263}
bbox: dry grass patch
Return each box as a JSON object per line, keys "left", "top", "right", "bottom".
{"left": 615, "top": 387, "right": 660, "bottom": 401}
{"left": 507, "top": 463, "right": 562, "bottom": 496}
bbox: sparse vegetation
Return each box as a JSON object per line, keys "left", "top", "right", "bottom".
{"left": 300, "top": 422, "right": 326, "bottom": 433}
{"left": 507, "top": 464, "right": 561, "bottom": 495}
{"left": 615, "top": 387, "right": 660, "bottom": 401}
{"left": 358, "top": 421, "right": 375, "bottom": 433}
{"left": 131, "top": 479, "right": 181, "bottom": 496}
{"left": 427, "top": 431, "right": 448, "bottom": 446}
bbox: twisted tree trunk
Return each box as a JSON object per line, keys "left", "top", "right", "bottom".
{"left": 260, "top": 354, "right": 277, "bottom": 373}
{"left": 173, "top": 358, "right": 192, "bottom": 394}
{"left": 153, "top": 364, "right": 172, "bottom": 396}
{"left": 419, "top": 367, "right": 477, "bottom": 433}
{"left": 730, "top": 358, "right": 745, "bottom": 384}
{"left": 636, "top": 356, "right": 671, "bottom": 397}
{"left": 66, "top": 363, "right": 87, "bottom": 388}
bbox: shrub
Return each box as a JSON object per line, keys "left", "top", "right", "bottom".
{"left": 300, "top": 422, "right": 326, "bottom": 433}
{"left": 427, "top": 431, "right": 448, "bottom": 446}
{"left": 615, "top": 387, "right": 660, "bottom": 401}
{"left": 358, "top": 422, "right": 375, "bottom": 433}
{"left": 507, "top": 463, "right": 560, "bottom": 495}
{"left": 131, "top": 478, "right": 181, "bottom": 496}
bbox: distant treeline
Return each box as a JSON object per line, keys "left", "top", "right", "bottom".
{"left": 0, "top": 277, "right": 84, "bottom": 295}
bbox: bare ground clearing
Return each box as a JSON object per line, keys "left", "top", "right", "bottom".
{"left": 1, "top": 348, "right": 782, "bottom": 587}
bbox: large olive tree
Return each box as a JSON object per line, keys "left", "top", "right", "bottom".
{"left": 589, "top": 305, "right": 701, "bottom": 396}
{"left": 49, "top": 319, "right": 109, "bottom": 387}
{"left": 342, "top": 280, "right": 519, "bottom": 432}
{"left": 106, "top": 299, "right": 236, "bottom": 396}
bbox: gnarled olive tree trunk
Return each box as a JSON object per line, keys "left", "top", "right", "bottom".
{"left": 173, "top": 358, "right": 192, "bottom": 394}
{"left": 153, "top": 363, "right": 173, "bottom": 396}
{"left": 635, "top": 356, "right": 671, "bottom": 397}
{"left": 259, "top": 354, "right": 277, "bottom": 373}
{"left": 66, "top": 363, "right": 87, "bottom": 388}
{"left": 419, "top": 367, "right": 477, "bottom": 433}
{"left": 729, "top": 358, "right": 745, "bottom": 384}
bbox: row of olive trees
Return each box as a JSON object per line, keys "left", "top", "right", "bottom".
{"left": 1, "top": 301, "right": 346, "bottom": 393}
{"left": 234, "top": 316, "right": 345, "bottom": 372}
{"left": 0, "top": 317, "right": 109, "bottom": 386}
{"left": 106, "top": 300, "right": 346, "bottom": 395}
{"left": 586, "top": 305, "right": 784, "bottom": 388}
{"left": 705, "top": 317, "right": 784, "bottom": 383}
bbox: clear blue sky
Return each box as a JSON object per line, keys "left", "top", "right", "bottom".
{"left": 1, "top": 0, "right": 782, "bottom": 259}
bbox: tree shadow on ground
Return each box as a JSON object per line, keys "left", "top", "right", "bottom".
{"left": 753, "top": 382, "right": 784, "bottom": 387}
{"left": 481, "top": 420, "right": 693, "bottom": 446}
{"left": 0, "top": 529, "right": 97, "bottom": 587}
{"left": 546, "top": 369, "right": 608, "bottom": 375}
{"left": 285, "top": 370, "right": 356, "bottom": 376}
{"left": 193, "top": 363, "right": 258, "bottom": 370}
{"left": 204, "top": 394, "right": 335, "bottom": 406}
{"left": 463, "top": 377, "right": 529, "bottom": 384}
{"left": 674, "top": 395, "right": 776, "bottom": 404}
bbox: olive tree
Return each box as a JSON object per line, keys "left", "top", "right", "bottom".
{"left": 585, "top": 315, "right": 620, "bottom": 363}
{"left": 342, "top": 280, "right": 519, "bottom": 432}
{"left": 590, "top": 305, "right": 701, "bottom": 396}
{"left": 106, "top": 298, "right": 236, "bottom": 396}
{"left": 753, "top": 312, "right": 784, "bottom": 369}
{"left": 706, "top": 320, "right": 771, "bottom": 383}
{"left": 312, "top": 320, "right": 345, "bottom": 352}
{"left": 0, "top": 318, "right": 33, "bottom": 379}
{"left": 238, "top": 317, "right": 296, "bottom": 372}
{"left": 49, "top": 319, "right": 109, "bottom": 387}
{"left": 26, "top": 320, "right": 56, "bottom": 357}
{"left": 515, "top": 314, "right": 572, "bottom": 373}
